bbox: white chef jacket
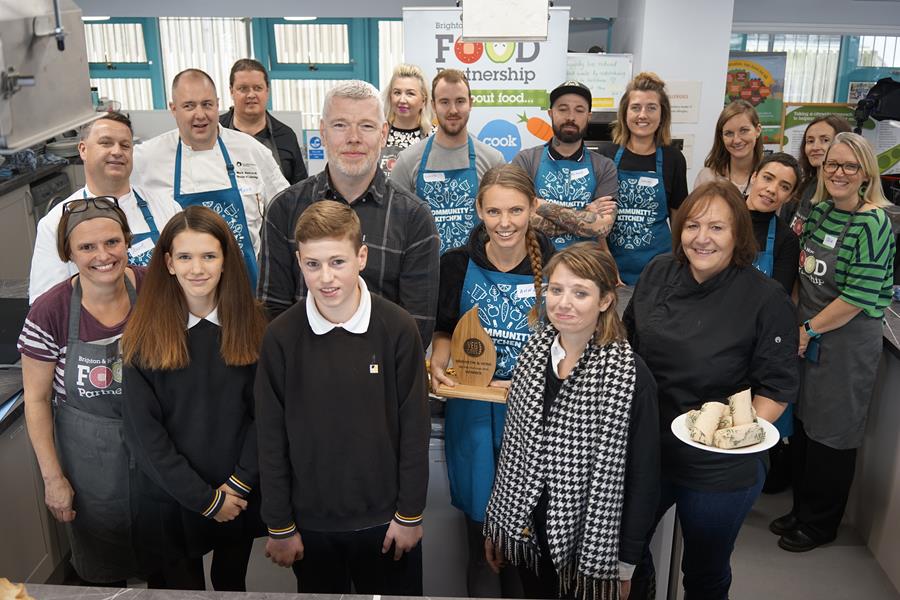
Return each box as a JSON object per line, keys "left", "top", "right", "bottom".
{"left": 28, "top": 185, "right": 182, "bottom": 303}
{"left": 131, "top": 125, "right": 290, "bottom": 257}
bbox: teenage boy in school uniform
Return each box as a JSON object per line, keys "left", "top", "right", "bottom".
{"left": 255, "top": 200, "right": 430, "bottom": 595}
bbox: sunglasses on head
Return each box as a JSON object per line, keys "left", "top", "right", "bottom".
{"left": 62, "top": 196, "right": 121, "bottom": 214}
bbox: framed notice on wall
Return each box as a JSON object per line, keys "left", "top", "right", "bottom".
{"left": 565, "top": 53, "right": 633, "bottom": 112}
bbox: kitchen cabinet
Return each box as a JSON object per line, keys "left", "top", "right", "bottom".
{"left": 0, "top": 186, "right": 37, "bottom": 280}
{"left": 63, "top": 164, "right": 85, "bottom": 192}
{"left": 0, "top": 399, "right": 68, "bottom": 582}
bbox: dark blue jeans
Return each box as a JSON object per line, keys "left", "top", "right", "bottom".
{"left": 630, "top": 460, "right": 765, "bottom": 600}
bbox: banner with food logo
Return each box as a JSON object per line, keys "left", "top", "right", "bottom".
{"left": 725, "top": 51, "right": 787, "bottom": 145}
{"left": 402, "top": 6, "right": 570, "bottom": 161}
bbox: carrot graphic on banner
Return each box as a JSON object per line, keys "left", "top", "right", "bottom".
{"left": 518, "top": 112, "right": 552, "bottom": 141}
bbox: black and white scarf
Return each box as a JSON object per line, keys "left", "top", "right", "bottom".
{"left": 484, "top": 325, "right": 636, "bottom": 600}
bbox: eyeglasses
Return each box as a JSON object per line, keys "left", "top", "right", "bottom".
{"left": 822, "top": 160, "right": 861, "bottom": 176}
{"left": 62, "top": 196, "right": 120, "bottom": 215}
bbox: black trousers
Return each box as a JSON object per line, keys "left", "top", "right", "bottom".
{"left": 465, "top": 516, "right": 523, "bottom": 598}
{"left": 290, "top": 523, "right": 422, "bottom": 595}
{"left": 790, "top": 418, "right": 857, "bottom": 542}
{"left": 146, "top": 537, "right": 254, "bottom": 591}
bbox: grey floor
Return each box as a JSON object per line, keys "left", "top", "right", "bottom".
{"left": 203, "top": 491, "right": 900, "bottom": 599}
{"left": 728, "top": 491, "right": 899, "bottom": 600}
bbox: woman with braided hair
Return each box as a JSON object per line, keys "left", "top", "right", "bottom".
{"left": 484, "top": 243, "right": 659, "bottom": 600}
{"left": 430, "top": 164, "right": 554, "bottom": 597}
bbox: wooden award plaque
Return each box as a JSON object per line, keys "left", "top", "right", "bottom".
{"left": 436, "top": 305, "right": 508, "bottom": 403}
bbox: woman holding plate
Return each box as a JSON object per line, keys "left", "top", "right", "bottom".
{"left": 623, "top": 180, "right": 798, "bottom": 600}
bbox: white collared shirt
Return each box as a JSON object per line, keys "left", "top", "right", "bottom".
{"left": 306, "top": 277, "right": 371, "bottom": 335}
{"left": 187, "top": 306, "right": 220, "bottom": 329}
{"left": 28, "top": 185, "right": 182, "bottom": 303}
{"left": 131, "top": 125, "right": 289, "bottom": 257}
{"left": 550, "top": 334, "right": 567, "bottom": 378}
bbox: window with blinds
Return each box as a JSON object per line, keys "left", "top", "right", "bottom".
{"left": 731, "top": 33, "right": 841, "bottom": 103}
{"left": 82, "top": 17, "right": 403, "bottom": 118}
{"left": 379, "top": 20, "right": 404, "bottom": 91}
{"left": 84, "top": 21, "right": 155, "bottom": 110}
{"left": 857, "top": 36, "right": 900, "bottom": 67}
{"left": 158, "top": 17, "right": 249, "bottom": 109}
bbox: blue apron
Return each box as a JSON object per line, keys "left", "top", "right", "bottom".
{"left": 534, "top": 145, "right": 597, "bottom": 249}
{"left": 174, "top": 137, "right": 258, "bottom": 287}
{"left": 752, "top": 214, "right": 777, "bottom": 277}
{"left": 752, "top": 215, "right": 793, "bottom": 437}
{"left": 608, "top": 146, "right": 671, "bottom": 285}
{"left": 84, "top": 189, "right": 159, "bottom": 267}
{"left": 415, "top": 136, "right": 480, "bottom": 255}
{"left": 444, "top": 260, "right": 537, "bottom": 522}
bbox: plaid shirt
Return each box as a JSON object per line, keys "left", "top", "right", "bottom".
{"left": 257, "top": 167, "right": 440, "bottom": 346}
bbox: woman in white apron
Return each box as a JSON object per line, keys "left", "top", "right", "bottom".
{"left": 773, "top": 133, "right": 896, "bottom": 552}
{"left": 19, "top": 197, "right": 144, "bottom": 584}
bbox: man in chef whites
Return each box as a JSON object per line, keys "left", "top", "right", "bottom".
{"left": 28, "top": 111, "right": 182, "bottom": 303}
{"left": 132, "top": 68, "right": 289, "bottom": 287}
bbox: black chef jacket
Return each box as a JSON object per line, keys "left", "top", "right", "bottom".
{"left": 623, "top": 254, "right": 799, "bottom": 492}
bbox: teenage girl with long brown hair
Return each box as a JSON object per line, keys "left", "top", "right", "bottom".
{"left": 121, "top": 206, "right": 267, "bottom": 590}
{"left": 430, "top": 163, "right": 554, "bottom": 597}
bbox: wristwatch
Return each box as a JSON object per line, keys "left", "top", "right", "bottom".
{"left": 803, "top": 319, "right": 821, "bottom": 339}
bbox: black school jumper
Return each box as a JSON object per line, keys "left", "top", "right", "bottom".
{"left": 255, "top": 294, "right": 430, "bottom": 594}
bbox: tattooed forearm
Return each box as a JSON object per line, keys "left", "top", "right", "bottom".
{"left": 533, "top": 201, "right": 614, "bottom": 238}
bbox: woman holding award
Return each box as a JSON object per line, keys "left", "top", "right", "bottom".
{"left": 430, "top": 164, "right": 553, "bottom": 597}
{"left": 483, "top": 243, "right": 660, "bottom": 600}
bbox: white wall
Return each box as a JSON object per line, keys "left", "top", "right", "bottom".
{"left": 732, "top": 0, "right": 900, "bottom": 33}
{"left": 74, "top": 0, "right": 619, "bottom": 20}
{"left": 853, "top": 351, "right": 900, "bottom": 592}
{"left": 567, "top": 19, "right": 611, "bottom": 52}
{"left": 611, "top": 0, "right": 736, "bottom": 186}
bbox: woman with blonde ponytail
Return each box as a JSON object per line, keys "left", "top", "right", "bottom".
{"left": 430, "top": 164, "right": 554, "bottom": 597}
{"left": 484, "top": 243, "right": 659, "bottom": 600}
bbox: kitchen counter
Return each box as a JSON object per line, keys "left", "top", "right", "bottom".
{"left": 23, "top": 585, "right": 411, "bottom": 600}
{"left": 0, "top": 163, "right": 67, "bottom": 197}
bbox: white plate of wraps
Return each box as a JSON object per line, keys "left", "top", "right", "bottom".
{"left": 671, "top": 412, "right": 779, "bottom": 455}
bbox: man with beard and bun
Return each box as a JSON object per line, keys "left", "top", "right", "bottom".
{"left": 391, "top": 69, "right": 505, "bottom": 254}
{"left": 512, "top": 81, "right": 619, "bottom": 250}
{"left": 256, "top": 80, "right": 439, "bottom": 346}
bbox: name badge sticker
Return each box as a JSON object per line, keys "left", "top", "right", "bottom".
{"left": 637, "top": 176, "right": 658, "bottom": 188}
{"left": 423, "top": 172, "right": 446, "bottom": 183}
{"left": 515, "top": 284, "right": 536, "bottom": 299}
{"left": 570, "top": 168, "right": 590, "bottom": 181}
{"left": 822, "top": 234, "right": 838, "bottom": 249}
{"left": 129, "top": 237, "right": 155, "bottom": 258}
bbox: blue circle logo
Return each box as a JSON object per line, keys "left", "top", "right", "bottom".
{"left": 477, "top": 119, "right": 521, "bottom": 162}
{"left": 309, "top": 136, "right": 322, "bottom": 149}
